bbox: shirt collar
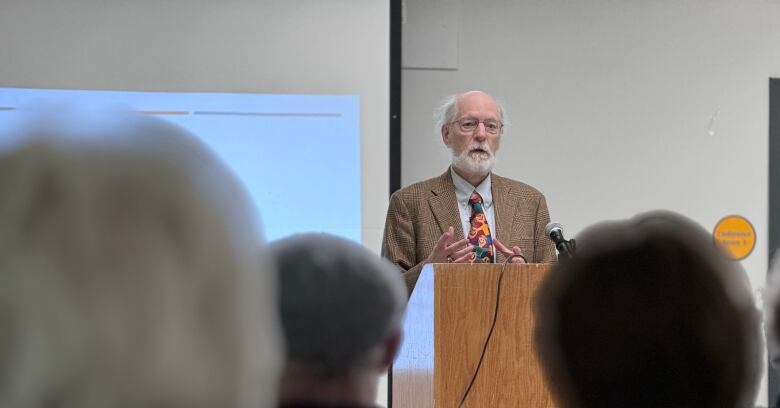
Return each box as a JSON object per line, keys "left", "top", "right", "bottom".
{"left": 450, "top": 168, "right": 493, "bottom": 209}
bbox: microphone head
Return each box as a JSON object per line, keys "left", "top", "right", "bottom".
{"left": 545, "top": 222, "right": 562, "bottom": 237}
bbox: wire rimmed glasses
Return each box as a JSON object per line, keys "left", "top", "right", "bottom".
{"left": 451, "top": 118, "right": 503, "bottom": 135}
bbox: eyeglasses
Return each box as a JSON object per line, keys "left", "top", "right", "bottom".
{"left": 451, "top": 118, "right": 503, "bottom": 135}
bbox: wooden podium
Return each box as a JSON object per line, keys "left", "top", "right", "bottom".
{"left": 391, "top": 263, "right": 554, "bottom": 407}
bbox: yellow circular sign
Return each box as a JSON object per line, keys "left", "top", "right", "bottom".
{"left": 713, "top": 215, "right": 756, "bottom": 261}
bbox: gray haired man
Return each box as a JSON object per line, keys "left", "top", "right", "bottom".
{"left": 382, "top": 90, "right": 556, "bottom": 294}
{"left": 270, "top": 234, "right": 406, "bottom": 408}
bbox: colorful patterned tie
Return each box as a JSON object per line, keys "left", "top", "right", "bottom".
{"left": 468, "top": 192, "right": 494, "bottom": 263}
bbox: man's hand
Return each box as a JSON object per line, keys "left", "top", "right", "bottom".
{"left": 427, "top": 226, "right": 474, "bottom": 263}
{"left": 494, "top": 238, "right": 527, "bottom": 264}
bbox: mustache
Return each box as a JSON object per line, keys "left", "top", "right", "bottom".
{"left": 466, "top": 143, "right": 492, "bottom": 156}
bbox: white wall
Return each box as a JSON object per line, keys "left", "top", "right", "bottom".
{"left": 0, "top": 0, "right": 390, "bottom": 254}
{"left": 402, "top": 0, "right": 780, "bottom": 405}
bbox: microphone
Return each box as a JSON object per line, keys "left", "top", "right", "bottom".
{"left": 545, "top": 222, "right": 575, "bottom": 259}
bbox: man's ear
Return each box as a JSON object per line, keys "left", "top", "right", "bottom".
{"left": 379, "top": 327, "right": 402, "bottom": 370}
{"left": 442, "top": 124, "right": 453, "bottom": 147}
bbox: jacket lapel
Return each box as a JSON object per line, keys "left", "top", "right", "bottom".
{"left": 492, "top": 174, "right": 517, "bottom": 246}
{"left": 428, "top": 170, "right": 465, "bottom": 241}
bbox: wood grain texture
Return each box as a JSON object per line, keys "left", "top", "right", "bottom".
{"left": 393, "top": 263, "right": 555, "bottom": 407}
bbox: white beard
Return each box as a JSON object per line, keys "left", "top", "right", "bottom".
{"left": 451, "top": 143, "right": 495, "bottom": 176}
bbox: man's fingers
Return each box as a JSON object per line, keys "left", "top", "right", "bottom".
{"left": 434, "top": 226, "right": 455, "bottom": 250}
{"left": 494, "top": 238, "right": 526, "bottom": 263}
{"left": 453, "top": 251, "right": 476, "bottom": 263}
{"left": 510, "top": 246, "right": 527, "bottom": 263}
{"left": 445, "top": 238, "right": 470, "bottom": 252}
{"left": 451, "top": 243, "right": 475, "bottom": 260}
{"left": 493, "top": 238, "right": 511, "bottom": 255}
{"left": 429, "top": 227, "right": 458, "bottom": 263}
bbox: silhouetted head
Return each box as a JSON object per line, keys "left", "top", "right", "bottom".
{"left": 534, "top": 211, "right": 761, "bottom": 408}
{"left": 0, "top": 108, "right": 282, "bottom": 408}
{"left": 270, "top": 233, "right": 406, "bottom": 406}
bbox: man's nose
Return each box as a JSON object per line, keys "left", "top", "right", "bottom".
{"left": 473, "top": 123, "right": 487, "bottom": 141}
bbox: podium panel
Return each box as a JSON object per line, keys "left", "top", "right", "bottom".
{"left": 392, "top": 263, "right": 554, "bottom": 407}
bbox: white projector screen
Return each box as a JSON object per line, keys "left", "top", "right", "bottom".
{"left": 0, "top": 0, "right": 390, "bottom": 250}
{"left": 0, "top": 88, "right": 363, "bottom": 242}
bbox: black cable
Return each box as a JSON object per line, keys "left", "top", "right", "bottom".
{"left": 456, "top": 256, "right": 520, "bottom": 407}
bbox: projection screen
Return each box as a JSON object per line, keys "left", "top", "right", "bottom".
{"left": 0, "top": 0, "right": 390, "bottom": 251}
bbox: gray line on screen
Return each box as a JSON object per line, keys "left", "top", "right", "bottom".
{"left": 193, "top": 111, "right": 341, "bottom": 117}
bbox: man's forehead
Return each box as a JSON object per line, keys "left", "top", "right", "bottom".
{"left": 456, "top": 92, "right": 500, "bottom": 117}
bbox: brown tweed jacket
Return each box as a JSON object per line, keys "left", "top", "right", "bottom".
{"left": 381, "top": 169, "right": 557, "bottom": 294}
